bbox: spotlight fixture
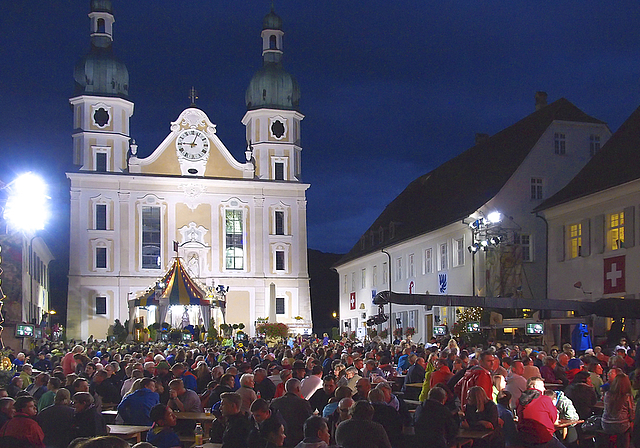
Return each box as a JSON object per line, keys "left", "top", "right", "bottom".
{"left": 487, "top": 212, "right": 502, "bottom": 223}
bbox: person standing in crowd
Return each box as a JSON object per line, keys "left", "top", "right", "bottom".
{"left": 37, "top": 389, "right": 75, "bottom": 448}
{"left": 254, "top": 367, "right": 277, "bottom": 401}
{"left": 601, "top": 373, "right": 635, "bottom": 448}
{"left": 217, "top": 392, "right": 252, "bottom": 448}
{"left": 236, "top": 373, "right": 258, "bottom": 415}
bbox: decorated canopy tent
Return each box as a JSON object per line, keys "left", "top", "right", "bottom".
{"left": 129, "top": 258, "right": 213, "bottom": 335}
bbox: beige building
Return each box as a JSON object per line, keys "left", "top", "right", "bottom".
{"left": 66, "top": 2, "right": 311, "bottom": 340}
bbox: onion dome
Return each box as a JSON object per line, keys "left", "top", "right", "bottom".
{"left": 246, "top": 8, "right": 300, "bottom": 111}
{"left": 73, "top": 0, "right": 129, "bottom": 98}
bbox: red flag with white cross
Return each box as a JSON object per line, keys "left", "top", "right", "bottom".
{"left": 349, "top": 292, "right": 356, "bottom": 310}
{"left": 603, "top": 255, "right": 625, "bottom": 294}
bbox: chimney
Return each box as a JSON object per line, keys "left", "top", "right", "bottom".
{"left": 475, "top": 133, "right": 489, "bottom": 145}
{"left": 535, "top": 91, "right": 548, "bottom": 111}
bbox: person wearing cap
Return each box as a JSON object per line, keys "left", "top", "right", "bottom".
{"left": 292, "top": 360, "right": 308, "bottom": 381}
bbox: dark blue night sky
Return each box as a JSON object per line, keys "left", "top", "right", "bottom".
{"left": 2, "top": 1, "right": 640, "bottom": 260}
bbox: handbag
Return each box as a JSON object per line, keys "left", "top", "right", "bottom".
{"left": 581, "top": 415, "right": 602, "bottom": 433}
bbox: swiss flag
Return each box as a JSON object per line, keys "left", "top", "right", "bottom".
{"left": 349, "top": 292, "right": 356, "bottom": 310}
{"left": 604, "top": 255, "right": 625, "bottom": 294}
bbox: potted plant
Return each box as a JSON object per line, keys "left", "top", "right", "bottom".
{"left": 380, "top": 329, "right": 389, "bottom": 339}
{"left": 405, "top": 327, "right": 416, "bottom": 337}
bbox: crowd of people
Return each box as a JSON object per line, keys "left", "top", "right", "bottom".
{"left": 0, "top": 333, "right": 639, "bottom": 448}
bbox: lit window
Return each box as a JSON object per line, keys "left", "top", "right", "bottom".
{"left": 531, "top": 178, "right": 543, "bottom": 200}
{"left": 361, "top": 268, "right": 367, "bottom": 289}
{"left": 408, "top": 253, "right": 415, "bottom": 278}
{"left": 439, "top": 243, "right": 448, "bottom": 271}
{"left": 590, "top": 134, "right": 600, "bottom": 157}
{"left": 424, "top": 248, "right": 433, "bottom": 274}
{"left": 142, "top": 206, "right": 161, "bottom": 269}
{"left": 608, "top": 212, "right": 625, "bottom": 250}
{"left": 569, "top": 224, "right": 582, "bottom": 258}
{"left": 225, "top": 210, "right": 244, "bottom": 270}
{"left": 96, "top": 204, "right": 107, "bottom": 230}
{"left": 554, "top": 133, "right": 566, "bottom": 155}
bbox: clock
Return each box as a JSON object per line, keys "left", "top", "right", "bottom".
{"left": 177, "top": 129, "right": 210, "bottom": 160}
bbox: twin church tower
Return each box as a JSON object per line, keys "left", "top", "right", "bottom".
{"left": 67, "top": 0, "right": 311, "bottom": 340}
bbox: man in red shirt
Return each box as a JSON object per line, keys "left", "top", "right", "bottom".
{"left": 455, "top": 350, "right": 494, "bottom": 405}
{"left": 516, "top": 377, "right": 564, "bottom": 448}
{"left": 0, "top": 395, "right": 45, "bottom": 447}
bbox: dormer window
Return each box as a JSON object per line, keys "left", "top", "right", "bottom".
{"left": 269, "top": 35, "right": 277, "bottom": 49}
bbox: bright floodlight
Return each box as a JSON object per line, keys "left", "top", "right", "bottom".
{"left": 487, "top": 212, "right": 502, "bottom": 223}
{"left": 4, "top": 173, "right": 49, "bottom": 233}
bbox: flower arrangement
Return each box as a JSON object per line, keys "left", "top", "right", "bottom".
{"left": 257, "top": 322, "right": 289, "bottom": 339}
{"left": 393, "top": 328, "right": 403, "bottom": 338}
{"left": 405, "top": 327, "right": 416, "bottom": 336}
{"left": 380, "top": 329, "right": 389, "bottom": 339}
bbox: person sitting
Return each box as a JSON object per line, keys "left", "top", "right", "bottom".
{"left": 171, "top": 363, "right": 198, "bottom": 391}
{"left": 237, "top": 373, "right": 258, "bottom": 415}
{"left": 543, "top": 388, "right": 579, "bottom": 446}
{"left": 414, "top": 386, "right": 459, "bottom": 448}
{"left": 496, "top": 390, "right": 520, "bottom": 447}
{"left": 309, "top": 375, "right": 336, "bottom": 414}
{"left": 335, "top": 401, "right": 391, "bottom": 448}
{"left": 369, "top": 388, "right": 403, "bottom": 448}
{"left": 259, "top": 416, "right": 287, "bottom": 448}
{"left": 564, "top": 370, "right": 597, "bottom": 420}
{"left": 218, "top": 392, "right": 252, "bottom": 448}
{"left": 254, "top": 367, "right": 277, "bottom": 401}
{"left": 146, "top": 404, "right": 182, "bottom": 448}
{"left": 37, "top": 388, "right": 75, "bottom": 448}
{"left": 0, "top": 397, "right": 15, "bottom": 429}
{"left": 294, "top": 415, "right": 333, "bottom": 448}
{"left": 117, "top": 377, "right": 160, "bottom": 426}
{"left": 461, "top": 385, "right": 504, "bottom": 448}
{"left": 6, "top": 377, "right": 23, "bottom": 398}
{"left": 26, "top": 372, "right": 49, "bottom": 401}
{"left": 38, "top": 377, "right": 62, "bottom": 412}
{"left": 0, "top": 395, "right": 45, "bottom": 448}
{"left": 72, "top": 392, "right": 107, "bottom": 438}
{"left": 205, "top": 373, "right": 235, "bottom": 408}
{"left": 271, "top": 378, "right": 313, "bottom": 447}
{"left": 90, "top": 370, "right": 121, "bottom": 406}
{"left": 517, "top": 377, "right": 564, "bottom": 448}
{"left": 540, "top": 356, "right": 562, "bottom": 384}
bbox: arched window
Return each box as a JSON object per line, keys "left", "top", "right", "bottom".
{"left": 269, "top": 35, "right": 277, "bottom": 49}
{"left": 97, "top": 18, "right": 105, "bottom": 33}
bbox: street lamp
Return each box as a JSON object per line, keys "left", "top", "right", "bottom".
{"left": 1, "top": 172, "right": 50, "bottom": 348}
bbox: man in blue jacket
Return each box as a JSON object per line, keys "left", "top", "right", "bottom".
{"left": 117, "top": 378, "right": 160, "bottom": 426}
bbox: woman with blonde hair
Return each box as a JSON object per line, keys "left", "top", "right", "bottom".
{"left": 447, "top": 338, "right": 460, "bottom": 356}
{"left": 602, "top": 373, "right": 634, "bottom": 448}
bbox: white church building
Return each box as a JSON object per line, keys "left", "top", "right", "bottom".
{"left": 66, "top": 1, "right": 311, "bottom": 340}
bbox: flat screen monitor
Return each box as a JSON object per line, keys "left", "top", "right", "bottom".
{"left": 526, "top": 322, "right": 544, "bottom": 335}
{"left": 467, "top": 321, "right": 481, "bottom": 333}
{"left": 182, "top": 333, "right": 193, "bottom": 342}
{"left": 34, "top": 328, "right": 42, "bottom": 339}
{"left": 433, "top": 325, "right": 447, "bottom": 336}
{"left": 15, "top": 324, "right": 35, "bottom": 338}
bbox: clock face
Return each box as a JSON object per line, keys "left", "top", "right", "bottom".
{"left": 177, "top": 129, "right": 210, "bottom": 160}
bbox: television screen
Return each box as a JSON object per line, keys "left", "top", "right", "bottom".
{"left": 526, "top": 322, "right": 544, "bottom": 335}
{"left": 467, "top": 321, "right": 481, "bottom": 333}
{"left": 182, "top": 333, "right": 193, "bottom": 342}
{"left": 433, "top": 325, "right": 447, "bottom": 336}
{"left": 15, "top": 324, "right": 34, "bottom": 338}
{"left": 34, "top": 328, "right": 42, "bottom": 339}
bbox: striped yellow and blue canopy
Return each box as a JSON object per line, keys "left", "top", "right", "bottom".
{"left": 135, "top": 258, "right": 207, "bottom": 307}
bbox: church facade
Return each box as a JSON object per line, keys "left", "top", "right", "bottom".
{"left": 66, "top": 1, "right": 311, "bottom": 340}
